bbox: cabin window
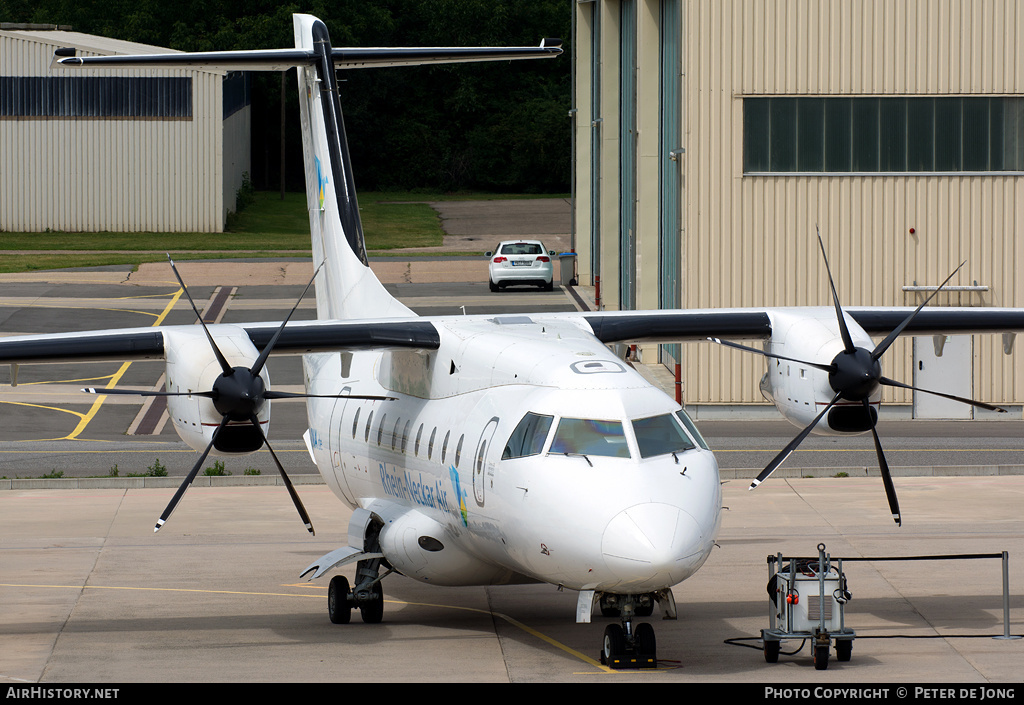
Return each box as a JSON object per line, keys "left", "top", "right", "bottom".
{"left": 391, "top": 417, "right": 402, "bottom": 450}
{"left": 428, "top": 428, "right": 436, "bottom": 460}
{"left": 502, "top": 412, "right": 554, "bottom": 459}
{"left": 401, "top": 420, "right": 411, "bottom": 453}
{"left": 351, "top": 407, "right": 361, "bottom": 439}
{"left": 414, "top": 424, "right": 424, "bottom": 455}
{"left": 441, "top": 430, "right": 451, "bottom": 463}
{"left": 549, "top": 418, "right": 630, "bottom": 458}
{"left": 455, "top": 434, "right": 464, "bottom": 466}
{"left": 364, "top": 410, "right": 374, "bottom": 442}
{"left": 632, "top": 413, "right": 696, "bottom": 458}
{"left": 377, "top": 413, "right": 387, "bottom": 446}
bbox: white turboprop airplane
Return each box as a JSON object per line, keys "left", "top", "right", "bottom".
{"left": 4, "top": 13, "right": 1024, "bottom": 669}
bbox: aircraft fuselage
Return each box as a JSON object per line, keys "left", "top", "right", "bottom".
{"left": 302, "top": 314, "right": 722, "bottom": 594}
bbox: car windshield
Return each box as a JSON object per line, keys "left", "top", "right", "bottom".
{"left": 549, "top": 418, "right": 630, "bottom": 458}
{"left": 500, "top": 243, "right": 543, "bottom": 255}
{"left": 632, "top": 413, "right": 696, "bottom": 458}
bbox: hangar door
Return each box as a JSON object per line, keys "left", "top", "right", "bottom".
{"left": 912, "top": 336, "right": 973, "bottom": 419}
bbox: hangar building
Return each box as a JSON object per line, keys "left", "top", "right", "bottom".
{"left": 0, "top": 24, "right": 250, "bottom": 233}
{"left": 572, "top": 0, "right": 1024, "bottom": 418}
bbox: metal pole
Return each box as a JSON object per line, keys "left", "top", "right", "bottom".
{"left": 995, "top": 551, "right": 1022, "bottom": 640}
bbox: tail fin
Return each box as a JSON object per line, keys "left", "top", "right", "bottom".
{"left": 293, "top": 14, "right": 409, "bottom": 321}
{"left": 52, "top": 13, "right": 562, "bottom": 321}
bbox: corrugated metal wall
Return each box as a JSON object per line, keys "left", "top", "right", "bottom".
{"left": 684, "top": 0, "right": 1024, "bottom": 408}
{"left": 575, "top": 0, "right": 1024, "bottom": 409}
{"left": 0, "top": 30, "right": 225, "bottom": 232}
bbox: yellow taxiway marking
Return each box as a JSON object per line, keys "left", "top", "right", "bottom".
{"left": 0, "top": 287, "right": 183, "bottom": 441}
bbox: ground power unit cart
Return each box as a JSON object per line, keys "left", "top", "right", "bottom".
{"left": 762, "top": 543, "right": 854, "bottom": 670}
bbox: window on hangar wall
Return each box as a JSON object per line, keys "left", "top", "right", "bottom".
{"left": 743, "top": 96, "right": 1024, "bottom": 174}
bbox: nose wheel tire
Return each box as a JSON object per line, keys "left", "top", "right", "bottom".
{"left": 600, "top": 624, "right": 626, "bottom": 666}
{"left": 599, "top": 621, "right": 658, "bottom": 669}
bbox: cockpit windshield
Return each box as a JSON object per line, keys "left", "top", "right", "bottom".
{"left": 632, "top": 413, "right": 696, "bottom": 458}
{"left": 549, "top": 418, "right": 630, "bottom": 458}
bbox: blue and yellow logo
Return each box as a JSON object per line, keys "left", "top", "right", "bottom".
{"left": 314, "top": 155, "right": 329, "bottom": 210}
{"left": 449, "top": 466, "right": 469, "bottom": 527}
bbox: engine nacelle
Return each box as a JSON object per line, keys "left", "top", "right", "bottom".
{"left": 377, "top": 506, "right": 518, "bottom": 586}
{"left": 761, "top": 309, "right": 880, "bottom": 435}
{"left": 162, "top": 326, "right": 271, "bottom": 454}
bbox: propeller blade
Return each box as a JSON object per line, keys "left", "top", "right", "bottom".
{"left": 863, "top": 399, "right": 901, "bottom": 526}
{"left": 250, "top": 415, "right": 315, "bottom": 535}
{"left": 83, "top": 387, "right": 216, "bottom": 398}
{"left": 250, "top": 259, "right": 326, "bottom": 378}
{"left": 871, "top": 261, "right": 965, "bottom": 362}
{"left": 749, "top": 390, "right": 843, "bottom": 490}
{"left": 154, "top": 415, "right": 228, "bottom": 532}
{"left": 879, "top": 376, "right": 1007, "bottom": 413}
{"left": 262, "top": 390, "right": 397, "bottom": 401}
{"left": 166, "top": 255, "right": 234, "bottom": 376}
{"left": 707, "top": 337, "right": 835, "bottom": 373}
{"left": 816, "top": 227, "right": 856, "bottom": 354}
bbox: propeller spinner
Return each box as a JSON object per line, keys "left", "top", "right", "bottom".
{"left": 710, "top": 230, "right": 1006, "bottom": 526}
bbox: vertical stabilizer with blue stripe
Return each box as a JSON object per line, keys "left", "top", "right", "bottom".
{"left": 293, "top": 15, "right": 413, "bottom": 322}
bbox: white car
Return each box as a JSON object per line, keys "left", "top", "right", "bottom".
{"left": 486, "top": 240, "right": 555, "bottom": 291}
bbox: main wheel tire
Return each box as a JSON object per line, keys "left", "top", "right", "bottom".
{"left": 601, "top": 623, "right": 626, "bottom": 666}
{"left": 328, "top": 575, "right": 351, "bottom": 624}
{"left": 360, "top": 588, "right": 384, "bottom": 624}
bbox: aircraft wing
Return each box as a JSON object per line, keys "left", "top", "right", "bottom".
{"left": 4, "top": 307, "right": 1024, "bottom": 366}
{"left": 568, "top": 307, "right": 1024, "bottom": 344}
{"left": 0, "top": 319, "right": 440, "bottom": 365}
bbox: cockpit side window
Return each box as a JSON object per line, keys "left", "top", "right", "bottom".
{"left": 633, "top": 413, "right": 696, "bottom": 458}
{"left": 549, "top": 418, "right": 630, "bottom": 458}
{"left": 674, "top": 409, "right": 710, "bottom": 450}
{"left": 502, "top": 412, "right": 554, "bottom": 460}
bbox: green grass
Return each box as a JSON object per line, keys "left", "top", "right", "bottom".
{"left": 0, "top": 190, "right": 560, "bottom": 272}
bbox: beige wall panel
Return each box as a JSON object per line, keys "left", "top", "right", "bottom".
{"left": 1, "top": 32, "right": 224, "bottom": 233}
{"left": 598, "top": 0, "right": 622, "bottom": 309}
{"left": 573, "top": 3, "right": 596, "bottom": 282}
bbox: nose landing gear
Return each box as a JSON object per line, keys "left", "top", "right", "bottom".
{"left": 598, "top": 595, "right": 658, "bottom": 669}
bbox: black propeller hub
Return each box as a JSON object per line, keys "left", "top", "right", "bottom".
{"left": 829, "top": 347, "right": 881, "bottom": 401}
{"left": 212, "top": 366, "right": 266, "bottom": 421}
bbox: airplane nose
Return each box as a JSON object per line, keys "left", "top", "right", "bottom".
{"left": 601, "top": 503, "right": 706, "bottom": 587}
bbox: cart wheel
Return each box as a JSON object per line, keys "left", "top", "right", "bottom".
{"left": 764, "top": 640, "right": 780, "bottom": 663}
{"left": 836, "top": 639, "right": 852, "bottom": 662}
{"left": 814, "top": 644, "right": 830, "bottom": 670}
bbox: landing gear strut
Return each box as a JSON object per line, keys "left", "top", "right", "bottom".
{"left": 598, "top": 594, "right": 658, "bottom": 669}
{"left": 327, "top": 524, "right": 389, "bottom": 625}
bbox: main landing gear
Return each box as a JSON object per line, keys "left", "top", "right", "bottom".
{"left": 328, "top": 550, "right": 389, "bottom": 624}
{"left": 598, "top": 593, "right": 659, "bottom": 669}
